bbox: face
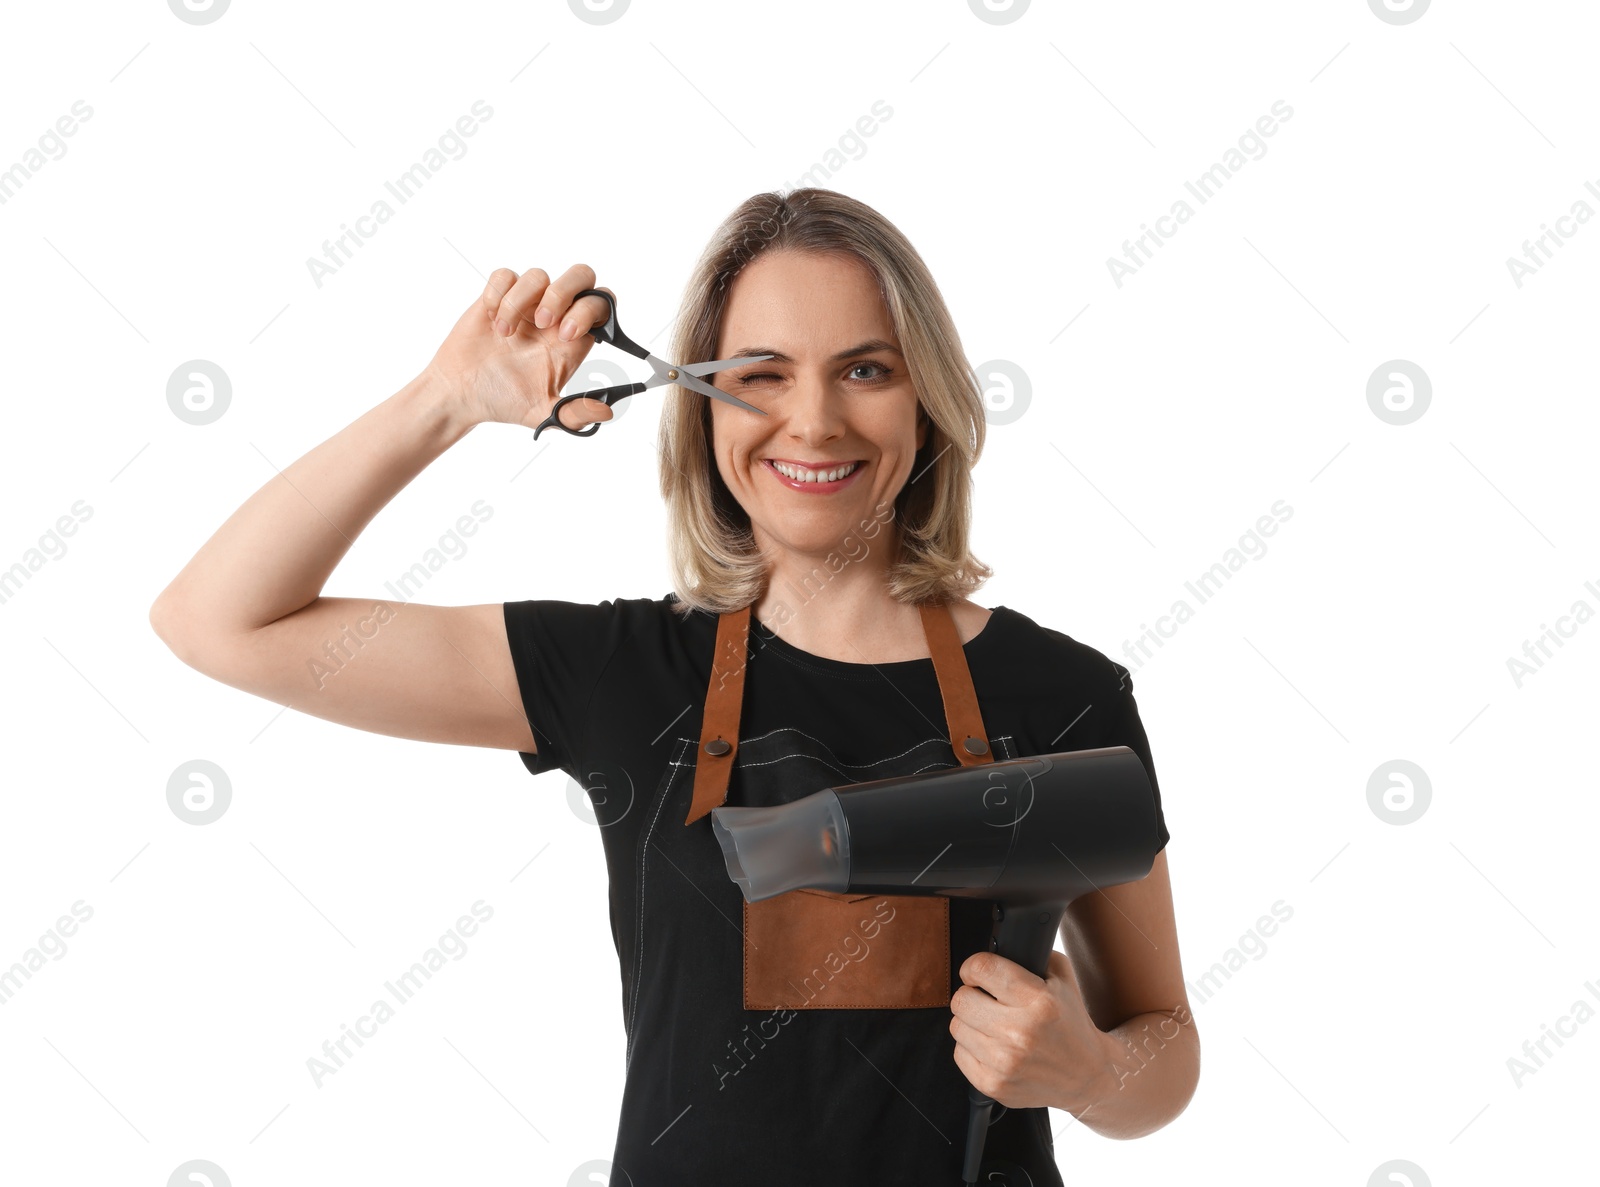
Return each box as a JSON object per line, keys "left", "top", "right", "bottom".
{"left": 708, "top": 250, "right": 928, "bottom": 562}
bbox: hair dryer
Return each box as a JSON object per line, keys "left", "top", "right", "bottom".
{"left": 709, "top": 745, "right": 1164, "bottom": 1186}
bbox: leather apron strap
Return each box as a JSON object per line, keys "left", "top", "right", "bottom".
{"left": 685, "top": 600, "right": 992, "bottom": 825}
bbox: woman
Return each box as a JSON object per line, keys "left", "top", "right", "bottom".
{"left": 151, "top": 188, "right": 1198, "bottom": 1185}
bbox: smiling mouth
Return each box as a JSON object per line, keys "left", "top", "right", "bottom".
{"left": 766, "top": 459, "right": 863, "bottom": 483}
{"left": 761, "top": 457, "right": 864, "bottom": 489}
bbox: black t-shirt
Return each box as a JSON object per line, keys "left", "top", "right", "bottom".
{"left": 502, "top": 593, "right": 1169, "bottom": 1187}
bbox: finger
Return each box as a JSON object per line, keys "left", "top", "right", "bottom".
{"left": 566, "top": 396, "right": 614, "bottom": 427}
{"left": 530, "top": 263, "right": 599, "bottom": 335}
{"left": 480, "top": 267, "right": 521, "bottom": 332}
{"left": 949, "top": 1012, "right": 1005, "bottom": 1070}
{"left": 537, "top": 394, "right": 614, "bottom": 435}
{"left": 949, "top": 982, "right": 1006, "bottom": 1032}
{"left": 489, "top": 266, "right": 552, "bottom": 337}
{"left": 481, "top": 267, "right": 518, "bottom": 310}
{"left": 957, "top": 950, "right": 1043, "bottom": 1004}
{"left": 557, "top": 285, "right": 617, "bottom": 343}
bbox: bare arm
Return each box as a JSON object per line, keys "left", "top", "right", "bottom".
{"left": 149, "top": 265, "right": 618, "bottom": 752}
{"left": 1059, "top": 849, "right": 1200, "bottom": 1138}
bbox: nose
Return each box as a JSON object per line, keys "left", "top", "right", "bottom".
{"left": 780, "top": 370, "right": 848, "bottom": 447}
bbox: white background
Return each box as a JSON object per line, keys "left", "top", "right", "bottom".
{"left": 1, "top": 0, "right": 1595, "bottom": 1183}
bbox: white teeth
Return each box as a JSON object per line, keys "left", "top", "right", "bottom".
{"left": 773, "top": 460, "right": 858, "bottom": 483}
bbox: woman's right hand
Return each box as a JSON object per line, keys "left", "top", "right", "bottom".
{"left": 425, "top": 263, "right": 619, "bottom": 433}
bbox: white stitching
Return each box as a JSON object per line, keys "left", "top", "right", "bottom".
{"left": 661, "top": 726, "right": 1016, "bottom": 772}
{"left": 628, "top": 735, "right": 688, "bottom": 1073}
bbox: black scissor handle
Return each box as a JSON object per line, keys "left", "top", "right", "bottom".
{"left": 529, "top": 289, "right": 651, "bottom": 439}
{"left": 532, "top": 382, "right": 647, "bottom": 439}
{"left": 573, "top": 287, "right": 649, "bottom": 360}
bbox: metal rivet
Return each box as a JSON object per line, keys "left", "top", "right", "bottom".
{"left": 704, "top": 738, "right": 730, "bottom": 756}
{"left": 667, "top": 368, "right": 679, "bottom": 380}
{"left": 963, "top": 737, "right": 989, "bottom": 755}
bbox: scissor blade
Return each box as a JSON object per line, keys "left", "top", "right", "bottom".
{"left": 643, "top": 353, "right": 768, "bottom": 415}
{"left": 678, "top": 353, "right": 774, "bottom": 378}
{"left": 677, "top": 370, "right": 767, "bottom": 415}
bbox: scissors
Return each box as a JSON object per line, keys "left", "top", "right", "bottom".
{"left": 532, "top": 288, "right": 773, "bottom": 439}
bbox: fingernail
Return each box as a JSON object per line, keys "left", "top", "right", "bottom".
{"left": 559, "top": 319, "right": 575, "bottom": 340}
{"left": 494, "top": 319, "right": 508, "bottom": 335}
{"left": 534, "top": 307, "right": 551, "bottom": 329}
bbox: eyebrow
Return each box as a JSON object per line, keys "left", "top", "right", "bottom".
{"left": 729, "top": 338, "right": 903, "bottom": 364}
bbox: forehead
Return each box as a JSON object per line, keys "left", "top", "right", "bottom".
{"left": 717, "top": 251, "right": 895, "bottom": 353}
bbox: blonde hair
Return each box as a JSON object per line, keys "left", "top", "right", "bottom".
{"left": 658, "top": 187, "right": 993, "bottom": 619}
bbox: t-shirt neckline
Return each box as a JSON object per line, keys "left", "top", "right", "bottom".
{"left": 746, "top": 604, "right": 1009, "bottom": 675}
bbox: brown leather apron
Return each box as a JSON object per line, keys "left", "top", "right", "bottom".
{"left": 684, "top": 601, "right": 995, "bottom": 1010}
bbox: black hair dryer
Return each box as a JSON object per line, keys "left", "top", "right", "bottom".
{"left": 710, "top": 745, "right": 1164, "bottom": 1186}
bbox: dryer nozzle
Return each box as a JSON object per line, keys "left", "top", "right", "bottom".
{"left": 710, "top": 789, "right": 850, "bottom": 901}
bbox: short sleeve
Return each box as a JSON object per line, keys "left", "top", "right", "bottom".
{"left": 1101, "top": 662, "right": 1170, "bottom": 853}
{"left": 501, "top": 599, "right": 632, "bottom": 778}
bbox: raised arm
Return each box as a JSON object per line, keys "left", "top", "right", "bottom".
{"left": 149, "top": 264, "right": 619, "bottom": 752}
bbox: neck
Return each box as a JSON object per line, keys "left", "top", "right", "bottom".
{"left": 752, "top": 528, "right": 929, "bottom": 663}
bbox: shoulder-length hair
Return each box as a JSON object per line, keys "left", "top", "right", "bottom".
{"left": 659, "top": 187, "right": 993, "bottom": 619}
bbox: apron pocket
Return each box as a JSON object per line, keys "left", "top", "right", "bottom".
{"left": 743, "top": 889, "right": 950, "bottom": 1010}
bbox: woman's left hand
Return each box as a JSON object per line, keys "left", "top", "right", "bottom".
{"left": 949, "top": 949, "right": 1115, "bottom": 1113}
